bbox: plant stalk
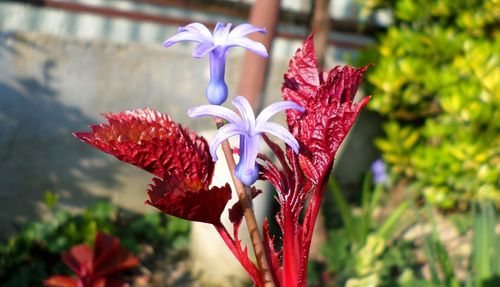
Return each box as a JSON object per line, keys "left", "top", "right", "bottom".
{"left": 214, "top": 117, "right": 275, "bottom": 287}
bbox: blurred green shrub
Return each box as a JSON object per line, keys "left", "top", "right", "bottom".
{"left": 0, "top": 193, "right": 190, "bottom": 287}
{"left": 319, "top": 177, "right": 414, "bottom": 287}
{"left": 317, "top": 178, "right": 500, "bottom": 287}
{"left": 358, "top": 0, "right": 500, "bottom": 208}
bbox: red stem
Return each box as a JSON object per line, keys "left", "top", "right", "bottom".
{"left": 213, "top": 223, "right": 238, "bottom": 258}
{"left": 281, "top": 206, "right": 300, "bottom": 286}
{"left": 299, "top": 182, "right": 328, "bottom": 283}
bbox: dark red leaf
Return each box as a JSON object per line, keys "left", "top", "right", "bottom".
{"left": 44, "top": 276, "right": 79, "bottom": 287}
{"left": 74, "top": 109, "right": 214, "bottom": 187}
{"left": 146, "top": 178, "right": 231, "bottom": 225}
{"left": 263, "top": 219, "right": 282, "bottom": 286}
{"left": 230, "top": 215, "right": 263, "bottom": 287}
{"left": 93, "top": 233, "right": 139, "bottom": 279}
{"left": 258, "top": 34, "right": 372, "bottom": 286}
{"left": 47, "top": 233, "right": 138, "bottom": 287}
{"left": 62, "top": 244, "right": 93, "bottom": 277}
{"left": 282, "top": 36, "right": 371, "bottom": 182}
{"left": 281, "top": 34, "right": 320, "bottom": 109}
{"left": 297, "top": 154, "right": 318, "bottom": 185}
{"left": 75, "top": 109, "right": 229, "bottom": 223}
{"left": 228, "top": 186, "right": 262, "bottom": 225}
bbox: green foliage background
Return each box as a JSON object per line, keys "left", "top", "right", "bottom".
{"left": 359, "top": 0, "right": 500, "bottom": 208}
{"left": 0, "top": 194, "right": 190, "bottom": 287}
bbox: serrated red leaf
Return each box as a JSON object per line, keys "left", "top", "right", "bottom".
{"left": 297, "top": 154, "right": 318, "bottom": 185}
{"left": 258, "top": 35, "right": 371, "bottom": 287}
{"left": 74, "top": 109, "right": 214, "bottom": 187}
{"left": 75, "top": 109, "right": 231, "bottom": 224}
{"left": 147, "top": 179, "right": 231, "bottom": 225}
{"left": 46, "top": 233, "right": 137, "bottom": 287}
{"left": 62, "top": 244, "right": 94, "bottom": 277}
{"left": 228, "top": 186, "right": 262, "bottom": 225}
{"left": 263, "top": 219, "right": 282, "bottom": 287}
{"left": 93, "top": 233, "right": 140, "bottom": 279}
{"left": 282, "top": 36, "right": 371, "bottom": 182}
{"left": 281, "top": 34, "right": 320, "bottom": 109}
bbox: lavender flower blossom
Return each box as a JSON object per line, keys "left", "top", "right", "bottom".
{"left": 164, "top": 22, "right": 268, "bottom": 105}
{"left": 371, "top": 158, "right": 387, "bottom": 184}
{"left": 188, "top": 96, "right": 304, "bottom": 185}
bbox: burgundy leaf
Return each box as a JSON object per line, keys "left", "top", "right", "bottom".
{"left": 62, "top": 244, "right": 93, "bottom": 277}
{"left": 45, "top": 233, "right": 138, "bottom": 287}
{"left": 228, "top": 186, "right": 262, "bottom": 225}
{"left": 75, "top": 109, "right": 230, "bottom": 224}
{"left": 74, "top": 109, "right": 214, "bottom": 187}
{"left": 146, "top": 178, "right": 231, "bottom": 225}
{"left": 263, "top": 219, "right": 282, "bottom": 287}
{"left": 281, "top": 34, "right": 320, "bottom": 109}
{"left": 230, "top": 218, "right": 264, "bottom": 287}
{"left": 93, "top": 233, "right": 140, "bottom": 279}
{"left": 44, "top": 276, "right": 79, "bottom": 287}
{"left": 259, "top": 34, "right": 371, "bottom": 287}
{"left": 282, "top": 36, "right": 371, "bottom": 182}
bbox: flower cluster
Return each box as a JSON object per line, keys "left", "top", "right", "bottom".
{"left": 72, "top": 22, "right": 370, "bottom": 287}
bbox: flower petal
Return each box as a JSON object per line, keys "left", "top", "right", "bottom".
{"left": 232, "top": 96, "right": 256, "bottom": 134}
{"left": 178, "top": 22, "right": 214, "bottom": 42}
{"left": 193, "top": 42, "right": 216, "bottom": 58}
{"left": 213, "top": 22, "right": 232, "bottom": 45}
{"left": 188, "top": 105, "right": 243, "bottom": 126}
{"left": 257, "top": 122, "right": 300, "bottom": 153}
{"left": 228, "top": 23, "right": 267, "bottom": 38}
{"left": 223, "top": 37, "right": 268, "bottom": 57}
{"left": 164, "top": 22, "right": 215, "bottom": 48}
{"left": 163, "top": 31, "right": 207, "bottom": 47}
{"left": 255, "top": 101, "right": 304, "bottom": 129}
{"left": 209, "top": 123, "right": 245, "bottom": 161}
{"left": 235, "top": 135, "right": 260, "bottom": 185}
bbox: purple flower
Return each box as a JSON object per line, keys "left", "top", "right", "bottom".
{"left": 164, "top": 22, "right": 268, "bottom": 105}
{"left": 188, "top": 96, "right": 304, "bottom": 185}
{"left": 371, "top": 158, "right": 387, "bottom": 184}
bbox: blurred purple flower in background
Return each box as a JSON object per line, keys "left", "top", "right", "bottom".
{"left": 164, "top": 22, "right": 268, "bottom": 105}
{"left": 188, "top": 96, "right": 303, "bottom": 185}
{"left": 371, "top": 158, "right": 387, "bottom": 184}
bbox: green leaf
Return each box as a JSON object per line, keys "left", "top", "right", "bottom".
{"left": 329, "top": 179, "right": 357, "bottom": 243}
{"left": 376, "top": 201, "right": 408, "bottom": 240}
{"left": 43, "top": 191, "right": 59, "bottom": 210}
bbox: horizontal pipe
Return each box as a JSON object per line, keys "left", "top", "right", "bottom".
{"left": 136, "top": 0, "right": 382, "bottom": 36}
{"left": 7, "top": 0, "right": 372, "bottom": 49}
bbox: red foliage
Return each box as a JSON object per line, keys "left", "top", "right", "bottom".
{"left": 74, "top": 109, "right": 231, "bottom": 225}
{"left": 260, "top": 35, "right": 371, "bottom": 286}
{"left": 72, "top": 35, "right": 370, "bottom": 287}
{"left": 147, "top": 178, "right": 231, "bottom": 225}
{"left": 228, "top": 186, "right": 262, "bottom": 225}
{"left": 44, "top": 233, "right": 138, "bottom": 287}
{"left": 283, "top": 35, "right": 371, "bottom": 183}
{"left": 74, "top": 109, "right": 213, "bottom": 182}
